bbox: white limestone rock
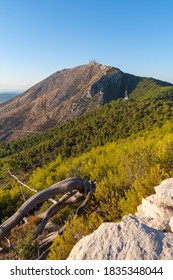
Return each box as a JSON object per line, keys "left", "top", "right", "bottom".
{"left": 67, "top": 215, "right": 173, "bottom": 260}
{"left": 67, "top": 178, "right": 173, "bottom": 260}
{"left": 154, "top": 178, "right": 173, "bottom": 207}
{"left": 136, "top": 178, "right": 173, "bottom": 231}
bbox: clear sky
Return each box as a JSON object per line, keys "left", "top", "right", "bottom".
{"left": 0, "top": 0, "right": 173, "bottom": 91}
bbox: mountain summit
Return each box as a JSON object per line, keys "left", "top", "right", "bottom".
{"left": 0, "top": 63, "right": 172, "bottom": 141}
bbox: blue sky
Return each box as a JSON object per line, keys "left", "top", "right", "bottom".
{"left": 0, "top": 0, "right": 173, "bottom": 91}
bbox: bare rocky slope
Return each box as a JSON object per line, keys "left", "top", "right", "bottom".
{"left": 0, "top": 63, "right": 171, "bottom": 141}
{"left": 0, "top": 63, "right": 137, "bottom": 141}
{"left": 67, "top": 178, "right": 173, "bottom": 260}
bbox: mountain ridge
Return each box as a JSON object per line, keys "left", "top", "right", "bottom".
{"left": 0, "top": 63, "right": 172, "bottom": 141}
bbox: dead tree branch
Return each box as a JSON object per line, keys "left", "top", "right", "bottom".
{"left": 76, "top": 185, "right": 95, "bottom": 215}
{"left": 34, "top": 191, "right": 85, "bottom": 238}
{"left": 8, "top": 170, "right": 57, "bottom": 204}
{"left": 0, "top": 177, "right": 94, "bottom": 241}
{"left": 36, "top": 183, "right": 96, "bottom": 258}
{"left": 8, "top": 170, "right": 37, "bottom": 193}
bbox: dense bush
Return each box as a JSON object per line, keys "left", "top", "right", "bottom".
{"left": 27, "top": 123, "right": 173, "bottom": 259}
{"left": 1, "top": 94, "right": 173, "bottom": 174}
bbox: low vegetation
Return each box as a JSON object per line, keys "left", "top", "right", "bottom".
{"left": 0, "top": 91, "right": 173, "bottom": 259}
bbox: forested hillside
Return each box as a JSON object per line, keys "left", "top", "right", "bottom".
{"left": 0, "top": 92, "right": 173, "bottom": 259}
{"left": 1, "top": 92, "right": 173, "bottom": 173}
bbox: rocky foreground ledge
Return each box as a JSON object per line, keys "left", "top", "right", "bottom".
{"left": 67, "top": 178, "right": 173, "bottom": 260}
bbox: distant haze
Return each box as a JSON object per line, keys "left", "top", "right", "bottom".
{"left": 0, "top": 89, "right": 24, "bottom": 94}
{"left": 0, "top": 91, "right": 22, "bottom": 104}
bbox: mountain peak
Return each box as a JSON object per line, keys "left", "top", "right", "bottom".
{"left": 0, "top": 63, "right": 172, "bottom": 141}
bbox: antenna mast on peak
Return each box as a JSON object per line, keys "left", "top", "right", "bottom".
{"left": 89, "top": 58, "right": 98, "bottom": 64}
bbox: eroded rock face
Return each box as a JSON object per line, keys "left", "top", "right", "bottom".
{"left": 67, "top": 178, "right": 173, "bottom": 260}
{"left": 136, "top": 178, "right": 173, "bottom": 231}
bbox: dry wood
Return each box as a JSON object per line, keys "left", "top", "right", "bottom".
{"left": 0, "top": 177, "right": 93, "bottom": 240}
{"left": 8, "top": 170, "right": 57, "bottom": 204}
{"left": 34, "top": 191, "right": 85, "bottom": 238}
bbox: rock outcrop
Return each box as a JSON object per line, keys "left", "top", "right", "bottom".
{"left": 67, "top": 178, "right": 173, "bottom": 260}
{"left": 136, "top": 178, "right": 173, "bottom": 232}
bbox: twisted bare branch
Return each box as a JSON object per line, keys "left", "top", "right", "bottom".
{"left": 0, "top": 177, "right": 92, "bottom": 240}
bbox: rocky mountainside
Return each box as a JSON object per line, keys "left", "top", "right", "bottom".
{"left": 68, "top": 178, "right": 173, "bottom": 260}
{"left": 0, "top": 63, "right": 172, "bottom": 141}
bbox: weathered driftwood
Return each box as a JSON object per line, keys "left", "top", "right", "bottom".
{"left": 0, "top": 177, "right": 94, "bottom": 240}
{"left": 35, "top": 191, "right": 91, "bottom": 259}
{"left": 34, "top": 191, "right": 85, "bottom": 238}
{"left": 76, "top": 187, "right": 95, "bottom": 215}
{"left": 37, "top": 185, "right": 96, "bottom": 259}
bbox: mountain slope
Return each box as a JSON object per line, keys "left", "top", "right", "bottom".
{"left": 0, "top": 93, "right": 173, "bottom": 259}
{"left": 1, "top": 94, "right": 173, "bottom": 174}
{"left": 0, "top": 63, "right": 172, "bottom": 141}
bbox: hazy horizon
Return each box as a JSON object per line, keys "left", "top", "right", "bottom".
{"left": 0, "top": 88, "right": 24, "bottom": 94}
